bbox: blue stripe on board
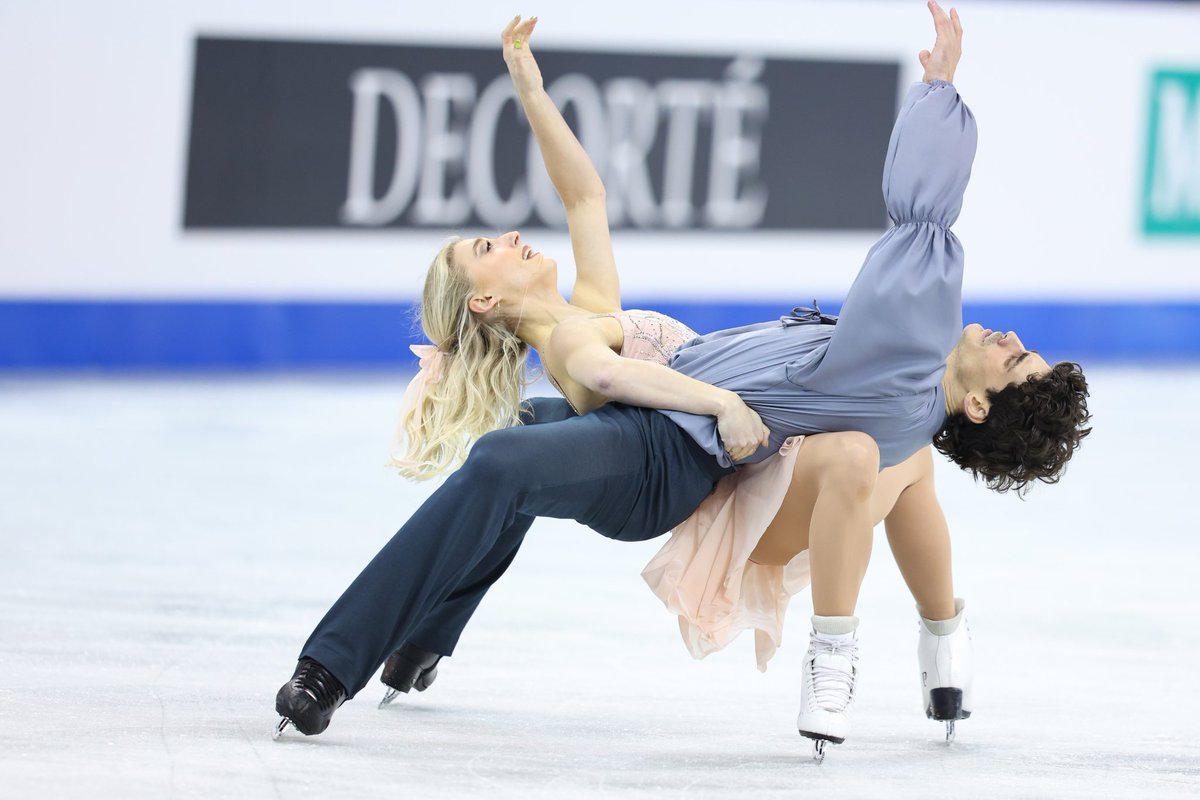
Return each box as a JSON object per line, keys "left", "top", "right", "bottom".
{"left": 0, "top": 299, "right": 1193, "bottom": 369}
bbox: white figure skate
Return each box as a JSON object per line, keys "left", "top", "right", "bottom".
{"left": 796, "top": 629, "right": 859, "bottom": 763}
{"left": 918, "top": 598, "right": 973, "bottom": 742}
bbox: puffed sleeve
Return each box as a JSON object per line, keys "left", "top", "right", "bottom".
{"left": 883, "top": 80, "right": 977, "bottom": 226}
{"left": 805, "top": 81, "right": 978, "bottom": 398}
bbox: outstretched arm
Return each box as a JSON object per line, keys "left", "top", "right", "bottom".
{"left": 810, "top": 1, "right": 975, "bottom": 396}
{"left": 883, "top": 1, "right": 970, "bottom": 227}
{"left": 502, "top": 16, "right": 620, "bottom": 313}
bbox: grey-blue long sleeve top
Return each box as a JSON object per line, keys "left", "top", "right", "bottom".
{"left": 661, "top": 80, "right": 978, "bottom": 470}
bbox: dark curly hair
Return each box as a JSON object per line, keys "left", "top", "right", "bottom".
{"left": 933, "top": 361, "right": 1092, "bottom": 495}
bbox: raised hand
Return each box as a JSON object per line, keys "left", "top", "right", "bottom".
{"left": 502, "top": 15, "right": 543, "bottom": 95}
{"left": 918, "top": 1, "right": 963, "bottom": 84}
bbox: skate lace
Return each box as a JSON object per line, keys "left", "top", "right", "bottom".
{"left": 294, "top": 660, "right": 345, "bottom": 713}
{"left": 806, "top": 637, "right": 859, "bottom": 712}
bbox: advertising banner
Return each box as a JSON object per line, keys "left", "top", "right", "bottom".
{"left": 184, "top": 38, "right": 899, "bottom": 232}
{"left": 1143, "top": 69, "right": 1200, "bottom": 236}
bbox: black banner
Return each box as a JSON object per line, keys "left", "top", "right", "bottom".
{"left": 184, "top": 37, "right": 899, "bottom": 231}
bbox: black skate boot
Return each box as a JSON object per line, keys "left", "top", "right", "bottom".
{"left": 378, "top": 642, "right": 442, "bottom": 709}
{"left": 273, "top": 657, "right": 347, "bottom": 738}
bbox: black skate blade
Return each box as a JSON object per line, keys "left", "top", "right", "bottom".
{"left": 798, "top": 730, "right": 846, "bottom": 745}
{"left": 926, "top": 688, "right": 970, "bottom": 721}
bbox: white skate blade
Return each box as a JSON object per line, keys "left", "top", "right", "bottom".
{"left": 378, "top": 688, "right": 400, "bottom": 709}
{"left": 272, "top": 717, "right": 291, "bottom": 740}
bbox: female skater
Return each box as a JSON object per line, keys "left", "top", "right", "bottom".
{"left": 275, "top": 4, "right": 1091, "bottom": 754}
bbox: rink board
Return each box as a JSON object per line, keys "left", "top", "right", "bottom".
{"left": 0, "top": 299, "right": 1194, "bottom": 368}
{"left": 4, "top": 1, "right": 1200, "bottom": 370}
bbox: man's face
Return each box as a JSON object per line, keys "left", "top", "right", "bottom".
{"left": 953, "top": 323, "right": 1050, "bottom": 395}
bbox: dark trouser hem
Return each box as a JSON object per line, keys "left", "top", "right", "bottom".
{"left": 296, "top": 644, "right": 358, "bottom": 701}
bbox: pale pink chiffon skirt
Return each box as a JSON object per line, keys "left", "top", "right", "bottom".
{"left": 642, "top": 436, "right": 810, "bottom": 672}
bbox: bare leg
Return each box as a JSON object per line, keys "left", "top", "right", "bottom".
{"left": 750, "top": 438, "right": 954, "bottom": 620}
{"left": 751, "top": 437, "right": 924, "bottom": 564}
{"left": 748, "top": 439, "right": 820, "bottom": 565}
{"left": 752, "top": 440, "right": 953, "bottom": 619}
{"left": 807, "top": 434, "right": 880, "bottom": 616}
{"left": 747, "top": 433, "right": 880, "bottom": 616}
{"left": 883, "top": 448, "right": 956, "bottom": 621}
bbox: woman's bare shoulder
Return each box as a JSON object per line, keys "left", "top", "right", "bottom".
{"left": 550, "top": 312, "right": 625, "bottom": 352}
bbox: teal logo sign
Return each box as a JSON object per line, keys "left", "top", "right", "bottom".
{"left": 1143, "top": 70, "right": 1200, "bottom": 236}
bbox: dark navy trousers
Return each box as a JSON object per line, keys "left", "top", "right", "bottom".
{"left": 400, "top": 397, "right": 575, "bottom": 658}
{"left": 300, "top": 400, "right": 730, "bottom": 696}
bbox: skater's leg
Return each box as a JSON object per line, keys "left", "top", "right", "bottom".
{"left": 747, "top": 438, "right": 820, "bottom": 565}
{"left": 882, "top": 448, "right": 971, "bottom": 731}
{"left": 750, "top": 436, "right": 931, "bottom": 566}
{"left": 807, "top": 433, "right": 878, "bottom": 617}
{"left": 406, "top": 397, "right": 575, "bottom": 656}
{"left": 773, "top": 434, "right": 875, "bottom": 749}
{"left": 298, "top": 406, "right": 725, "bottom": 698}
{"left": 375, "top": 514, "right": 530, "bottom": 704}
{"left": 882, "top": 448, "right": 956, "bottom": 621}
{"left": 748, "top": 433, "right": 878, "bottom": 616}
{"left": 406, "top": 516, "right": 531, "bottom": 656}
{"left": 298, "top": 462, "right": 528, "bottom": 696}
{"left": 741, "top": 434, "right": 877, "bottom": 749}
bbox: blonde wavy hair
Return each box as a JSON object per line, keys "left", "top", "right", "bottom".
{"left": 394, "top": 237, "right": 535, "bottom": 480}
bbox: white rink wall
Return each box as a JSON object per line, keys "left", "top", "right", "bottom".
{"left": 1, "top": 0, "right": 1199, "bottom": 367}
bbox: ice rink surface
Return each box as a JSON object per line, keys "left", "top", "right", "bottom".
{"left": 1, "top": 368, "right": 1197, "bottom": 799}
